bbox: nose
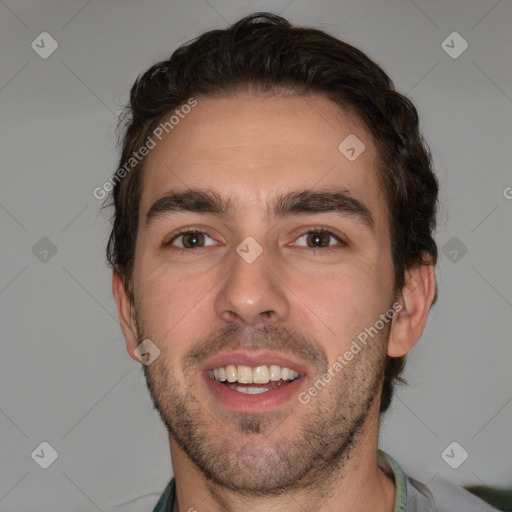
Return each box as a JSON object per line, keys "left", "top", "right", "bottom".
{"left": 214, "top": 241, "right": 290, "bottom": 327}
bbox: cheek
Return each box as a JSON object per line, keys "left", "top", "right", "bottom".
{"left": 134, "top": 257, "right": 215, "bottom": 345}
{"left": 293, "top": 260, "right": 390, "bottom": 345}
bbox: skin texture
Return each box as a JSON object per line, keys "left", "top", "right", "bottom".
{"left": 113, "top": 92, "right": 436, "bottom": 512}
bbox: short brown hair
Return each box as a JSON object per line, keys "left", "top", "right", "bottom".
{"left": 105, "top": 12, "right": 438, "bottom": 414}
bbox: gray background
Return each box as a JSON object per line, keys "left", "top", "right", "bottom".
{"left": 1, "top": 0, "right": 511, "bottom": 510}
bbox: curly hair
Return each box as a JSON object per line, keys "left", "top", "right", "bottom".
{"left": 105, "top": 12, "right": 439, "bottom": 414}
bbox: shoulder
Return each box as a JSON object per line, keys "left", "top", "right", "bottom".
{"left": 378, "top": 450, "right": 500, "bottom": 512}
{"left": 152, "top": 477, "right": 175, "bottom": 512}
{"left": 406, "top": 472, "right": 501, "bottom": 512}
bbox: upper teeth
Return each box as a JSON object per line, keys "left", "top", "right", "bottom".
{"left": 209, "top": 364, "right": 300, "bottom": 384}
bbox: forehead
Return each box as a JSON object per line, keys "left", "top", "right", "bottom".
{"left": 140, "top": 93, "right": 387, "bottom": 227}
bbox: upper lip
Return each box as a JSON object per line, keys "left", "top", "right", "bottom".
{"left": 200, "top": 350, "right": 309, "bottom": 376}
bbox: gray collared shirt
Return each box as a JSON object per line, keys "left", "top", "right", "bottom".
{"left": 152, "top": 450, "right": 499, "bottom": 511}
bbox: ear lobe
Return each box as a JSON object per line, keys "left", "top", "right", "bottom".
{"left": 387, "top": 263, "right": 436, "bottom": 358}
{"left": 112, "top": 269, "right": 140, "bottom": 361}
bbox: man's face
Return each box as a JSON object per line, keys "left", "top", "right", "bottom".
{"left": 130, "top": 93, "right": 396, "bottom": 493}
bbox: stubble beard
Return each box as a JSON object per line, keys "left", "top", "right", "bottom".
{"left": 138, "top": 316, "right": 388, "bottom": 497}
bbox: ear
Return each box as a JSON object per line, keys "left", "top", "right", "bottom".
{"left": 112, "top": 269, "right": 140, "bottom": 361}
{"left": 388, "top": 262, "right": 436, "bottom": 357}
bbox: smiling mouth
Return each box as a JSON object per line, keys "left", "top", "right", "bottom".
{"left": 207, "top": 363, "right": 301, "bottom": 394}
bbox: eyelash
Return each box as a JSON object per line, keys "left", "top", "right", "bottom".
{"left": 296, "top": 228, "right": 347, "bottom": 251}
{"left": 164, "top": 226, "right": 346, "bottom": 252}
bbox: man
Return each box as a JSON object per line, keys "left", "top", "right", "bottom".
{"left": 107, "top": 12, "right": 498, "bottom": 512}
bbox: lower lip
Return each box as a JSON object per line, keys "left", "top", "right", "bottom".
{"left": 202, "top": 372, "right": 305, "bottom": 413}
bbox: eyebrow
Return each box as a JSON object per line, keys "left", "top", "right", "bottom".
{"left": 145, "top": 188, "right": 375, "bottom": 231}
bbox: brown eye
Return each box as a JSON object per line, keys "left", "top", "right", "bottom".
{"left": 169, "top": 231, "right": 215, "bottom": 249}
{"left": 182, "top": 232, "right": 204, "bottom": 248}
{"left": 295, "top": 230, "right": 343, "bottom": 249}
{"left": 306, "top": 232, "right": 331, "bottom": 248}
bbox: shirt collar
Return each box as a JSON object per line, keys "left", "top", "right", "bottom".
{"left": 378, "top": 449, "right": 408, "bottom": 512}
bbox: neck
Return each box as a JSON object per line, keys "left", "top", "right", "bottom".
{"left": 170, "top": 412, "right": 396, "bottom": 512}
